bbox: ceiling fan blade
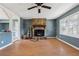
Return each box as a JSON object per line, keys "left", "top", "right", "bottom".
{"left": 38, "top": 9, "right": 41, "bottom": 13}
{"left": 28, "top": 6, "right": 37, "bottom": 10}
{"left": 42, "top": 5, "right": 51, "bottom": 9}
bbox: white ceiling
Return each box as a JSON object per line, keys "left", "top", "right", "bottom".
{"left": 1, "top": 3, "right": 78, "bottom": 19}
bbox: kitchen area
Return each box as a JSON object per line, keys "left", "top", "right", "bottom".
{"left": 0, "top": 20, "right": 12, "bottom": 48}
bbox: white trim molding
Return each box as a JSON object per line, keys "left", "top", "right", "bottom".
{"left": 47, "top": 37, "right": 56, "bottom": 39}
{"left": 0, "top": 39, "right": 18, "bottom": 50}
{"left": 56, "top": 37, "right": 79, "bottom": 50}
{"left": 0, "top": 42, "right": 13, "bottom": 50}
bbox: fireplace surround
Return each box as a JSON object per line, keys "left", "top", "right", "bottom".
{"left": 32, "top": 18, "right": 46, "bottom": 38}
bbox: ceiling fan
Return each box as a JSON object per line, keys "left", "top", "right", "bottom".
{"left": 27, "top": 3, "right": 51, "bottom": 13}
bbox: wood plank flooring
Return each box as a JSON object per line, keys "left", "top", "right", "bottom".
{"left": 0, "top": 38, "right": 79, "bottom": 56}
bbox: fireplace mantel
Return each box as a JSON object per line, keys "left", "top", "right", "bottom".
{"left": 32, "top": 18, "right": 46, "bottom": 27}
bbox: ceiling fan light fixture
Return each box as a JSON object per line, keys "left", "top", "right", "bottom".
{"left": 38, "top": 9, "right": 41, "bottom": 13}
{"left": 27, "top": 3, "right": 51, "bottom": 13}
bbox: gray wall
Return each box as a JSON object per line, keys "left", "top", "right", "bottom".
{"left": 20, "top": 19, "right": 32, "bottom": 36}
{"left": 45, "top": 20, "right": 56, "bottom": 37}
{"left": 20, "top": 19, "right": 56, "bottom": 37}
{"left": 56, "top": 5, "right": 79, "bottom": 48}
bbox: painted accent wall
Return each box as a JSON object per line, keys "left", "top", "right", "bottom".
{"left": 45, "top": 20, "right": 56, "bottom": 37}
{"left": 56, "top": 5, "right": 79, "bottom": 48}
{"left": 20, "top": 19, "right": 56, "bottom": 37}
{"left": 20, "top": 19, "right": 32, "bottom": 36}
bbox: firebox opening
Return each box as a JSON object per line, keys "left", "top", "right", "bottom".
{"left": 34, "top": 29, "right": 44, "bottom": 37}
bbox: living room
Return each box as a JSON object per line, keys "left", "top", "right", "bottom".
{"left": 0, "top": 3, "right": 79, "bottom": 56}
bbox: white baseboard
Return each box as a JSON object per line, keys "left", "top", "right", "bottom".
{"left": 0, "top": 39, "right": 18, "bottom": 50}
{"left": 12, "top": 38, "right": 20, "bottom": 42}
{"left": 56, "top": 37, "right": 79, "bottom": 50}
{"left": 47, "top": 37, "right": 56, "bottom": 39}
{"left": 0, "top": 42, "right": 13, "bottom": 50}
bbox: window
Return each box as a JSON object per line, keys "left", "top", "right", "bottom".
{"left": 0, "top": 23, "right": 9, "bottom": 32}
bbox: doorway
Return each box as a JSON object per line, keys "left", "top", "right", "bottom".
{"left": 12, "top": 20, "right": 19, "bottom": 41}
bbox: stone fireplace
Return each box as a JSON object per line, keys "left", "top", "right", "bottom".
{"left": 32, "top": 18, "right": 46, "bottom": 37}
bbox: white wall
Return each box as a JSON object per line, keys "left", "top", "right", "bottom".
{"left": 10, "top": 15, "right": 21, "bottom": 41}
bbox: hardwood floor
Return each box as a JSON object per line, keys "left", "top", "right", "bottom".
{"left": 0, "top": 38, "right": 79, "bottom": 56}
